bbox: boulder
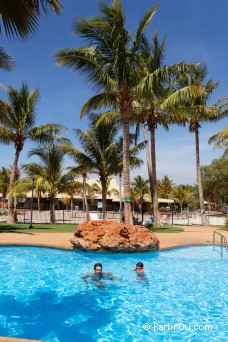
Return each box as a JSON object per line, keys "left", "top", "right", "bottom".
{"left": 70, "top": 220, "right": 159, "bottom": 252}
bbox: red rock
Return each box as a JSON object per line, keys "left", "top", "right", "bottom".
{"left": 70, "top": 220, "right": 159, "bottom": 252}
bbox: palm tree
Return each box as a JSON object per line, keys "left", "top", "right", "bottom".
{"left": 54, "top": 0, "right": 159, "bottom": 224}
{"left": 131, "top": 175, "right": 150, "bottom": 221}
{"left": 113, "top": 134, "right": 144, "bottom": 222}
{"left": 157, "top": 175, "right": 175, "bottom": 199}
{"left": 59, "top": 178, "right": 82, "bottom": 216}
{"left": 59, "top": 113, "right": 120, "bottom": 219}
{"left": 168, "top": 65, "right": 227, "bottom": 225}
{"left": 208, "top": 127, "right": 228, "bottom": 157}
{"left": 22, "top": 145, "right": 71, "bottom": 223}
{"left": 0, "top": 0, "right": 63, "bottom": 40}
{"left": 0, "top": 166, "right": 10, "bottom": 209}
{"left": 172, "top": 184, "right": 194, "bottom": 212}
{"left": 0, "top": 82, "right": 68, "bottom": 223}
{"left": 133, "top": 31, "right": 197, "bottom": 226}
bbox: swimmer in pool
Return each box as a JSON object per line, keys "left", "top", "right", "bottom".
{"left": 82, "top": 262, "right": 120, "bottom": 287}
{"left": 131, "top": 262, "right": 146, "bottom": 281}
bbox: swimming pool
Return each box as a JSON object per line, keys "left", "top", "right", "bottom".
{"left": 0, "top": 246, "right": 227, "bottom": 341}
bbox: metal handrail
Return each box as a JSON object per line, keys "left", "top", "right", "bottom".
{"left": 213, "top": 231, "right": 228, "bottom": 257}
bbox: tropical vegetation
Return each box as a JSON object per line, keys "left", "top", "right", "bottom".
{"left": 22, "top": 145, "right": 74, "bottom": 223}
{"left": 0, "top": 82, "right": 68, "bottom": 222}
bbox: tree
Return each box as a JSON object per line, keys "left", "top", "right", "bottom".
{"left": 157, "top": 175, "right": 175, "bottom": 199}
{"left": 0, "top": 82, "right": 68, "bottom": 223}
{"left": 0, "top": 166, "right": 10, "bottom": 209}
{"left": 54, "top": 0, "right": 158, "bottom": 224}
{"left": 22, "top": 145, "right": 71, "bottom": 223}
{"left": 172, "top": 184, "right": 194, "bottom": 211}
{"left": 59, "top": 178, "right": 82, "bottom": 216}
{"left": 133, "top": 31, "right": 196, "bottom": 226}
{"left": 201, "top": 157, "right": 228, "bottom": 205}
{"left": 60, "top": 113, "right": 120, "bottom": 219}
{"left": 208, "top": 127, "right": 228, "bottom": 158}
{"left": 0, "top": 0, "right": 63, "bottom": 40}
{"left": 131, "top": 175, "right": 150, "bottom": 221}
{"left": 166, "top": 65, "right": 227, "bottom": 225}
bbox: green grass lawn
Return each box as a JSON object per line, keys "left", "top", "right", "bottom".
{"left": 148, "top": 225, "right": 185, "bottom": 233}
{"left": 0, "top": 223, "right": 77, "bottom": 233}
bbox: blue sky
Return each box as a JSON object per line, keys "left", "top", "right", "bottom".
{"left": 0, "top": 0, "right": 227, "bottom": 185}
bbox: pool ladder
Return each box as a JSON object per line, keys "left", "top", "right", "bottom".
{"left": 213, "top": 231, "right": 228, "bottom": 257}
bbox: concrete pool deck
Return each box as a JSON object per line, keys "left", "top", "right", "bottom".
{"left": 0, "top": 225, "right": 227, "bottom": 251}
{"left": 0, "top": 225, "right": 227, "bottom": 342}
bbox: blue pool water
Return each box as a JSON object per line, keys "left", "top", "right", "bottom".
{"left": 0, "top": 246, "right": 227, "bottom": 341}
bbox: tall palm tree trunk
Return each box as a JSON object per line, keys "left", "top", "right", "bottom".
{"left": 50, "top": 195, "right": 55, "bottom": 224}
{"left": 119, "top": 173, "right": 123, "bottom": 223}
{"left": 38, "top": 195, "right": 41, "bottom": 211}
{"left": 101, "top": 178, "right": 107, "bottom": 219}
{"left": 150, "top": 122, "right": 160, "bottom": 226}
{"left": 70, "top": 196, "right": 74, "bottom": 217}
{"left": 195, "top": 129, "right": 208, "bottom": 225}
{"left": 2, "top": 193, "right": 7, "bottom": 210}
{"left": 122, "top": 116, "right": 132, "bottom": 224}
{"left": 7, "top": 148, "right": 20, "bottom": 223}
{"left": 142, "top": 122, "right": 153, "bottom": 205}
{"left": 82, "top": 175, "right": 90, "bottom": 221}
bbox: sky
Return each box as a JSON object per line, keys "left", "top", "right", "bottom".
{"left": 0, "top": 0, "right": 227, "bottom": 185}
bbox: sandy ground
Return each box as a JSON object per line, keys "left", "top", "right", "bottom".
{"left": 0, "top": 225, "right": 227, "bottom": 342}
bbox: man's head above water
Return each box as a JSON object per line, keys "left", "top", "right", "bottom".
{"left": 94, "top": 263, "right": 102, "bottom": 275}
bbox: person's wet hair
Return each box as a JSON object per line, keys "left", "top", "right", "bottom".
{"left": 94, "top": 262, "right": 102, "bottom": 270}
{"left": 136, "top": 262, "right": 144, "bottom": 268}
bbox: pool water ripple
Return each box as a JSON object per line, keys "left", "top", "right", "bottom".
{"left": 0, "top": 246, "right": 227, "bottom": 341}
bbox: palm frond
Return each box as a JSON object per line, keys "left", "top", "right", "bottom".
{"left": 0, "top": 47, "right": 15, "bottom": 71}
{"left": 0, "top": 0, "right": 63, "bottom": 40}
{"left": 80, "top": 92, "right": 117, "bottom": 118}
{"left": 132, "top": 4, "right": 159, "bottom": 55}
{"left": 29, "top": 123, "right": 70, "bottom": 144}
{"left": 54, "top": 47, "right": 115, "bottom": 91}
{"left": 0, "top": 126, "right": 15, "bottom": 144}
{"left": 208, "top": 127, "right": 228, "bottom": 149}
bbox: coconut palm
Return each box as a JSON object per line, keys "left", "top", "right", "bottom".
{"left": 59, "top": 113, "right": 120, "bottom": 219}
{"left": 59, "top": 178, "right": 82, "bottom": 216}
{"left": 167, "top": 65, "right": 228, "bottom": 225}
{"left": 172, "top": 184, "right": 194, "bottom": 212}
{"left": 208, "top": 127, "right": 228, "bottom": 157}
{"left": 0, "top": 0, "right": 63, "bottom": 40}
{"left": 0, "top": 166, "right": 10, "bottom": 209}
{"left": 113, "top": 134, "right": 144, "bottom": 222}
{"left": 157, "top": 175, "right": 175, "bottom": 199}
{"left": 22, "top": 145, "right": 72, "bottom": 223}
{"left": 0, "top": 82, "right": 68, "bottom": 223}
{"left": 133, "top": 31, "right": 197, "bottom": 226}
{"left": 54, "top": 0, "right": 159, "bottom": 224}
{"left": 131, "top": 175, "right": 150, "bottom": 221}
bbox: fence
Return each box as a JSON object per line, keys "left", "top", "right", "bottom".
{"left": 0, "top": 209, "right": 226, "bottom": 226}
{"left": 159, "top": 212, "right": 225, "bottom": 226}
